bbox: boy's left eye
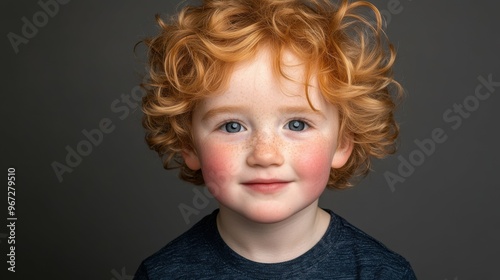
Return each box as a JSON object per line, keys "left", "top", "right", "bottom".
{"left": 287, "top": 120, "right": 308, "bottom": 131}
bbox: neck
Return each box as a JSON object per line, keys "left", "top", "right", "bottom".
{"left": 216, "top": 202, "right": 330, "bottom": 263}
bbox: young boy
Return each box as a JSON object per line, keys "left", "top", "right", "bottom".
{"left": 135, "top": 0, "right": 416, "bottom": 279}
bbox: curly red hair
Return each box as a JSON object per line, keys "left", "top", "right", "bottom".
{"left": 141, "top": 0, "right": 402, "bottom": 189}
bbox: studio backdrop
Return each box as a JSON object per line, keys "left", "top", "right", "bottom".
{"left": 2, "top": 0, "right": 499, "bottom": 279}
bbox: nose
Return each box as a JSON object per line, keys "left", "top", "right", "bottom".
{"left": 246, "top": 132, "right": 284, "bottom": 167}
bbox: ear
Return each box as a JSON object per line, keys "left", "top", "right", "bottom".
{"left": 182, "top": 148, "right": 201, "bottom": 171}
{"left": 331, "top": 136, "right": 354, "bottom": 169}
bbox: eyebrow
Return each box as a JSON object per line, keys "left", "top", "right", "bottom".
{"left": 278, "top": 106, "right": 326, "bottom": 119}
{"left": 201, "top": 106, "right": 247, "bottom": 121}
{"left": 201, "top": 105, "right": 326, "bottom": 121}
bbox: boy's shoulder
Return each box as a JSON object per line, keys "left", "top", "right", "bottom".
{"left": 135, "top": 210, "right": 220, "bottom": 279}
{"left": 325, "top": 209, "right": 416, "bottom": 278}
{"left": 134, "top": 209, "right": 416, "bottom": 280}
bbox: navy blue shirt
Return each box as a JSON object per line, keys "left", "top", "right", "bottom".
{"left": 134, "top": 209, "right": 416, "bottom": 279}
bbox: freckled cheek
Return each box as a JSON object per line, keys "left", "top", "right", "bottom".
{"left": 198, "top": 143, "right": 240, "bottom": 198}
{"left": 293, "top": 144, "right": 333, "bottom": 190}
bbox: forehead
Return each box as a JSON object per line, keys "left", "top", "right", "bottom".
{"left": 230, "top": 47, "right": 307, "bottom": 88}
{"left": 217, "top": 47, "right": 314, "bottom": 102}
{"left": 192, "top": 47, "right": 334, "bottom": 117}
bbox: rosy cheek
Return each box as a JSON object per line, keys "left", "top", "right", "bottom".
{"left": 294, "top": 144, "right": 332, "bottom": 190}
{"left": 199, "top": 144, "right": 239, "bottom": 198}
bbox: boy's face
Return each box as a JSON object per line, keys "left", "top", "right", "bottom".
{"left": 183, "top": 47, "right": 352, "bottom": 224}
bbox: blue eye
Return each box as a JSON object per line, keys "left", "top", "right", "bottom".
{"left": 288, "top": 120, "right": 306, "bottom": 131}
{"left": 222, "top": 122, "right": 243, "bottom": 133}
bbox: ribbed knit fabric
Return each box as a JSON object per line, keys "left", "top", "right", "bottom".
{"left": 134, "top": 209, "right": 416, "bottom": 279}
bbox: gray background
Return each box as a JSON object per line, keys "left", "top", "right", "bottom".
{"left": 1, "top": 0, "right": 499, "bottom": 279}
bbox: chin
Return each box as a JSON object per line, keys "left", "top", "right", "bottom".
{"left": 239, "top": 205, "right": 302, "bottom": 224}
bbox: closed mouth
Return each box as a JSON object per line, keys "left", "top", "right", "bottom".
{"left": 242, "top": 179, "right": 289, "bottom": 185}
{"left": 241, "top": 179, "right": 290, "bottom": 193}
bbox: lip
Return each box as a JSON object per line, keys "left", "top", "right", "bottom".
{"left": 241, "top": 179, "right": 290, "bottom": 194}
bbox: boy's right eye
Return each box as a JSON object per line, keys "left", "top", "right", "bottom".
{"left": 221, "top": 121, "right": 244, "bottom": 133}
